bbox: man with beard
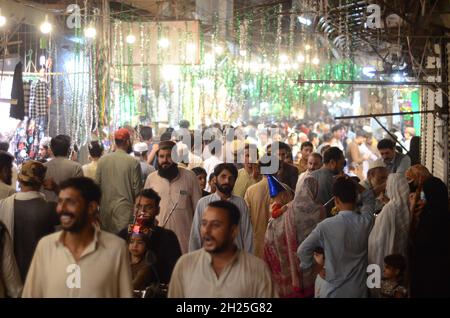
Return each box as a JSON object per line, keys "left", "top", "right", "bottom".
{"left": 144, "top": 141, "right": 202, "bottom": 254}
{"left": 96, "top": 128, "right": 142, "bottom": 234}
{"left": 118, "top": 188, "right": 181, "bottom": 285}
{"left": 22, "top": 177, "right": 133, "bottom": 297}
{"left": 169, "top": 200, "right": 276, "bottom": 298}
{"left": 189, "top": 163, "right": 253, "bottom": 253}
{"left": 310, "top": 147, "right": 346, "bottom": 217}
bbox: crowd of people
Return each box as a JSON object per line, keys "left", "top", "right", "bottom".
{"left": 0, "top": 117, "right": 449, "bottom": 298}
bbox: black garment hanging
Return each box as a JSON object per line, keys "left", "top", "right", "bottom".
{"left": 10, "top": 62, "right": 25, "bottom": 120}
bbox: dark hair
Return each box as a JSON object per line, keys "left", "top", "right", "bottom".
{"left": 331, "top": 124, "right": 343, "bottom": 133}
{"left": 355, "top": 130, "right": 367, "bottom": 138}
{"left": 192, "top": 167, "right": 207, "bottom": 176}
{"left": 207, "top": 200, "right": 241, "bottom": 226}
{"left": 301, "top": 141, "right": 313, "bottom": 150}
{"left": 377, "top": 139, "right": 396, "bottom": 150}
{"left": 384, "top": 254, "right": 406, "bottom": 276}
{"left": 115, "top": 139, "right": 129, "bottom": 147}
{"left": 0, "top": 151, "right": 13, "bottom": 170}
{"left": 244, "top": 143, "right": 259, "bottom": 160}
{"left": 308, "top": 132, "right": 318, "bottom": 141}
{"left": 333, "top": 177, "right": 357, "bottom": 204}
{"left": 213, "top": 163, "right": 238, "bottom": 180}
{"left": 138, "top": 188, "right": 161, "bottom": 207}
{"left": 313, "top": 246, "right": 324, "bottom": 254}
{"left": 50, "top": 135, "right": 71, "bottom": 157}
{"left": 322, "top": 133, "right": 333, "bottom": 143}
{"left": 140, "top": 126, "right": 153, "bottom": 141}
{"left": 59, "top": 177, "right": 102, "bottom": 204}
{"left": 323, "top": 147, "right": 343, "bottom": 164}
{"left": 160, "top": 131, "right": 173, "bottom": 142}
{"left": 0, "top": 142, "right": 9, "bottom": 152}
{"left": 179, "top": 120, "right": 190, "bottom": 129}
{"left": 309, "top": 152, "right": 323, "bottom": 162}
{"left": 88, "top": 141, "right": 103, "bottom": 158}
{"left": 208, "top": 173, "right": 215, "bottom": 182}
{"left": 272, "top": 141, "right": 291, "bottom": 152}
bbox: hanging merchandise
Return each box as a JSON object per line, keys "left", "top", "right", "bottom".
{"left": 10, "top": 62, "right": 25, "bottom": 120}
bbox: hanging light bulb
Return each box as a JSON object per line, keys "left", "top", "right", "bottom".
{"left": 297, "top": 54, "right": 305, "bottom": 63}
{"left": 158, "top": 38, "right": 170, "bottom": 49}
{"left": 39, "top": 55, "right": 46, "bottom": 67}
{"left": 279, "top": 54, "right": 289, "bottom": 63}
{"left": 126, "top": 34, "right": 136, "bottom": 44}
{"left": 186, "top": 43, "right": 196, "bottom": 53}
{"left": 84, "top": 23, "right": 97, "bottom": 39}
{"left": 0, "top": 9, "right": 6, "bottom": 28}
{"left": 312, "top": 56, "right": 320, "bottom": 65}
{"left": 239, "top": 50, "right": 247, "bottom": 57}
{"left": 214, "top": 45, "right": 224, "bottom": 55}
{"left": 40, "top": 15, "right": 52, "bottom": 34}
{"left": 305, "top": 44, "right": 311, "bottom": 51}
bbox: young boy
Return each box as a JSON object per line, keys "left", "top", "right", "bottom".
{"left": 380, "top": 254, "right": 407, "bottom": 298}
{"left": 191, "top": 167, "right": 210, "bottom": 197}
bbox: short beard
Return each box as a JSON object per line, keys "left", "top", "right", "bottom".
{"left": 158, "top": 163, "right": 179, "bottom": 181}
{"left": 61, "top": 212, "right": 89, "bottom": 233}
{"left": 215, "top": 183, "right": 233, "bottom": 195}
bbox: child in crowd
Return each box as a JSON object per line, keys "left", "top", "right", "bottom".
{"left": 191, "top": 167, "right": 210, "bottom": 197}
{"left": 380, "top": 254, "right": 408, "bottom": 298}
{"left": 128, "top": 231, "right": 153, "bottom": 296}
{"left": 313, "top": 247, "right": 326, "bottom": 298}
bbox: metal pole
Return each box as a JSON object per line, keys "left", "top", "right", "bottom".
{"left": 334, "top": 110, "right": 435, "bottom": 120}
{"left": 296, "top": 79, "right": 450, "bottom": 87}
{"left": 372, "top": 116, "right": 409, "bottom": 154}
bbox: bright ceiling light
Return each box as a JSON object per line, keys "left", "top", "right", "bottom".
{"left": 214, "top": 45, "right": 224, "bottom": 54}
{"left": 298, "top": 16, "right": 312, "bottom": 26}
{"left": 297, "top": 54, "right": 305, "bottom": 63}
{"left": 0, "top": 10, "right": 6, "bottom": 28}
{"left": 126, "top": 34, "right": 136, "bottom": 44}
{"left": 84, "top": 25, "right": 97, "bottom": 39}
{"left": 305, "top": 44, "right": 311, "bottom": 51}
{"left": 40, "top": 15, "right": 52, "bottom": 34}
{"left": 312, "top": 56, "right": 320, "bottom": 65}
{"left": 186, "top": 43, "right": 196, "bottom": 53}
{"left": 279, "top": 54, "right": 289, "bottom": 63}
{"left": 158, "top": 38, "right": 170, "bottom": 49}
{"left": 239, "top": 50, "right": 247, "bottom": 57}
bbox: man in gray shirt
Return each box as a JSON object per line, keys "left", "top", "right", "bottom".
{"left": 374, "top": 138, "right": 411, "bottom": 175}
{"left": 298, "top": 177, "right": 375, "bottom": 298}
{"left": 189, "top": 163, "right": 253, "bottom": 253}
{"left": 309, "top": 147, "right": 346, "bottom": 216}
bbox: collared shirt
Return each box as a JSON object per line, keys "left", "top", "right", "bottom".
{"left": 297, "top": 207, "right": 374, "bottom": 298}
{"left": 168, "top": 249, "right": 277, "bottom": 298}
{"left": 232, "top": 168, "right": 260, "bottom": 198}
{"left": 244, "top": 178, "right": 270, "bottom": 258}
{"left": 374, "top": 153, "right": 411, "bottom": 175}
{"left": 82, "top": 161, "right": 98, "bottom": 180}
{"left": 144, "top": 167, "right": 202, "bottom": 254}
{"left": 0, "top": 181, "right": 15, "bottom": 200}
{"left": 43, "top": 157, "right": 84, "bottom": 202}
{"left": 22, "top": 227, "right": 133, "bottom": 298}
{"left": 310, "top": 167, "right": 335, "bottom": 215}
{"left": 96, "top": 149, "right": 142, "bottom": 234}
{"left": 189, "top": 193, "right": 254, "bottom": 253}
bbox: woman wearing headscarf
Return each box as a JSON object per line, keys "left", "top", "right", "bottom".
{"left": 409, "top": 177, "right": 450, "bottom": 297}
{"left": 368, "top": 173, "right": 411, "bottom": 273}
{"left": 264, "top": 177, "right": 325, "bottom": 298}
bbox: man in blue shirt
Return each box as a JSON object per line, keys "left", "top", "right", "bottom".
{"left": 298, "top": 177, "right": 374, "bottom": 298}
